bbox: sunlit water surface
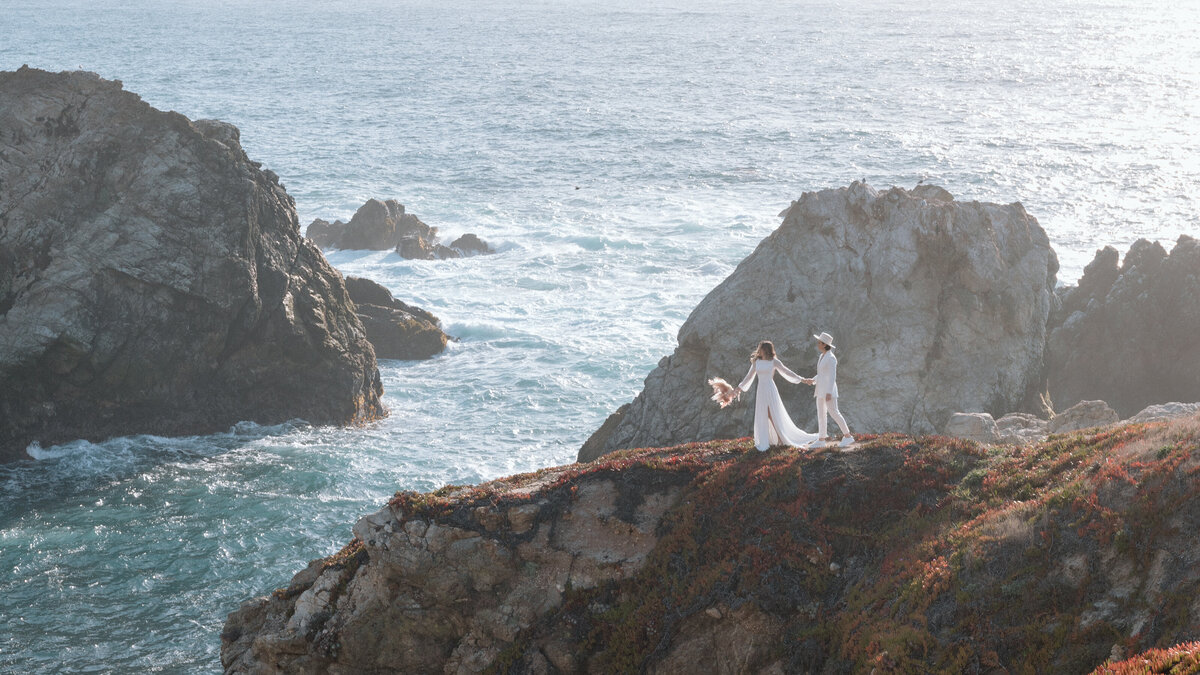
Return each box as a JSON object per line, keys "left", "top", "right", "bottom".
{"left": 2, "top": 0, "right": 1198, "bottom": 670}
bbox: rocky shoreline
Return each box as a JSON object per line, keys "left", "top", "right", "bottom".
{"left": 218, "top": 180, "right": 1199, "bottom": 673}
{"left": 222, "top": 413, "right": 1200, "bottom": 674}
{"left": 3, "top": 67, "right": 1197, "bottom": 675}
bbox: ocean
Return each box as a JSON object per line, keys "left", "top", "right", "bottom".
{"left": 2, "top": 0, "right": 1198, "bottom": 670}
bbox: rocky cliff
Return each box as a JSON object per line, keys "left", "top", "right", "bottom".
{"left": 0, "top": 67, "right": 384, "bottom": 461}
{"left": 581, "top": 182, "right": 1058, "bottom": 461}
{"left": 223, "top": 414, "right": 1200, "bottom": 674}
{"left": 1047, "top": 236, "right": 1200, "bottom": 417}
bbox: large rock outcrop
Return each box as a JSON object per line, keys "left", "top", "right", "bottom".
{"left": 344, "top": 276, "right": 449, "bottom": 360}
{"left": 306, "top": 198, "right": 493, "bottom": 260}
{"left": 0, "top": 67, "right": 384, "bottom": 461}
{"left": 1046, "top": 236, "right": 1200, "bottom": 417}
{"left": 224, "top": 415, "right": 1200, "bottom": 674}
{"left": 581, "top": 182, "right": 1058, "bottom": 461}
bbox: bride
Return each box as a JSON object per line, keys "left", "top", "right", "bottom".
{"left": 719, "top": 341, "right": 819, "bottom": 452}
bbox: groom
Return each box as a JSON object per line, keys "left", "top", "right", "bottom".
{"left": 802, "top": 332, "right": 854, "bottom": 447}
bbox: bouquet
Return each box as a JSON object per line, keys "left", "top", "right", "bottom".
{"left": 708, "top": 377, "right": 739, "bottom": 408}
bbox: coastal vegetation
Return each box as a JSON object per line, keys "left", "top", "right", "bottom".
{"left": 226, "top": 414, "right": 1200, "bottom": 673}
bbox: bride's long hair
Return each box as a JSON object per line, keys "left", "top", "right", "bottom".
{"left": 751, "top": 340, "right": 775, "bottom": 361}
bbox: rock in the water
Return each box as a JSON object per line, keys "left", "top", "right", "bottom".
{"left": 305, "top": 198, "right": 417, "bottom": 250}
{"left": 943, "top": 412, "right": 1000, "bottom": 444}
{"left": 449, "top": 232, "right": 493, "bottom": 256}
{"left": 1046, "top": 236, "right": 1200, "bottom": 418}
{"left": 343, "top": 276, "right": 448, "bottom": 360}
{"left": 1047, "top": 400, "right": 1119, "bottom": 435}
{"left": 1126, "top": 402, "right": 1200, "bottom": 425}
{"left": 580, "top": 182, "right": 1058, "bottom": 461}
{"left": 304, "top": 217, "right": 338, "bottom": 248}
{"left": 0, "top": 67, "right": 384, "bottom": 461}
{"left": 305, "top": 198, "right": 493, "bottom": 259}
{"left": 397, "top": 230, "right": 458, "bottom": 260}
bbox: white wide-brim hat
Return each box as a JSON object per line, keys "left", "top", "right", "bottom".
{"left": 813, "top": 332, "right": 835, "bottom": 348}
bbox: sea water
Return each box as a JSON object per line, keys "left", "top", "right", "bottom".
{"left": 1, "top": 0, "right": 1198, "bottom": 670}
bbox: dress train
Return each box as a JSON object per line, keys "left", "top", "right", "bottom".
{"left": 737, "top": 358, "right": 819, "bottom": 451}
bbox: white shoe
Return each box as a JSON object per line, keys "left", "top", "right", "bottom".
{"left": 839, "top": 435, "right": 855, "bottom": 447}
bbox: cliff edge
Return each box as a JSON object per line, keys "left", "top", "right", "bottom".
{"left": 224, "top": 414, "right": 1200, "bottom": 674}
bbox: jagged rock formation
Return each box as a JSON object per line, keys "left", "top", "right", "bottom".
{"left": 344, "top": 276, "right": 448, "bottom": 360}
{"left": 0, "top": 67, "right": 384, "bottom": 461}
{"left": 1046, "top": 236, "right": 1200, "bottom": 417}
{"left": 306, "top": 198, "right": 494, "bottom": 260}
{"left": 581, "top": 182, "right": 1058, "bottom": 461}
{"left": 224, "top": 415, "right": 1200, "bottom": 674}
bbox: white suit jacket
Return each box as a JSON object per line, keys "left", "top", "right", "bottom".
{"left": 814, "top": 351, "right": 838, "bottom": 398}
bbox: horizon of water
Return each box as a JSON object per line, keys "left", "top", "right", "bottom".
{"left": 2, "top": 0, "right": 1199, "bottom": 671}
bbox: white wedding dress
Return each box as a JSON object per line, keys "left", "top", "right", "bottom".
{"left": 738, "top": 358, "right": 819, "bottom": 451}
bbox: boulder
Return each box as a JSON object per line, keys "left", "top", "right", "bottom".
{"left": 0, "top": 67, "right": 384, "bottom": 461}
{"left": 580, "top": 182, "right": 1058, "bottom": 461}
{"left": 1047, "top": 400, "right": 1119, "bottom": 435}
{"left": 343, "top": 276, "right": 448, "bottom": 360}
{"left": 995, "top": 412, "right": 1049, "bottom": 445}
{"left": 304, "top": 199, "right": 493, "bottom": 259}
{"left": 449, "top": 232, "right": 493, "bottom": 256}
{"left": 1046, "top": 236, "right": 1200, "bottom": 418}
{"left": 1126, "top": 402, "right": 1200, "bottom": 425}
{"left": 943, "top": 412, "right": 1000, "bottom": 444}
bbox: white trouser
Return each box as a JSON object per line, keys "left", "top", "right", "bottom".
{"left": 817, "top": 395, "right": 850, "bottom": 439}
